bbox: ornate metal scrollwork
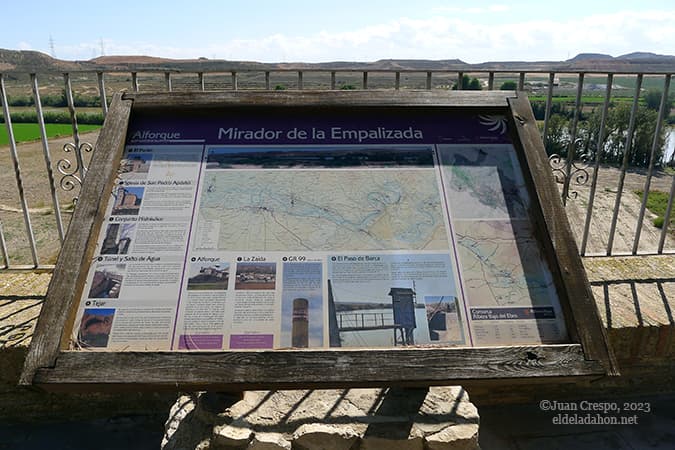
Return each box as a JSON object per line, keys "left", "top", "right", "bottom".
{"left": 548, "top": 138, "right": 591, "bottom": 202}
{"left": 57, "top": 141, "right": 93, "bottom": 202}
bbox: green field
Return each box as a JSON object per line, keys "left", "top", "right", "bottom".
{"left": 0, "top": 123, "right": 101, "bottom": 146}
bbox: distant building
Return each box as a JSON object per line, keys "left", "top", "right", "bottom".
{"left": 389, "top": 287, "right": 416, "bottom": 345}
{"left": 112, "top": 187, "right": 142, "bottom": 215}
{"left": 121, "top": 156, "right": 150, "bottom": 173}
{"left": 200, "top": 266, "right": 228, "bottom": 278}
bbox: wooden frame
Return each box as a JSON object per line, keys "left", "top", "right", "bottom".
{"left": 21, "top": 90, "right": 617, "bottom": 391}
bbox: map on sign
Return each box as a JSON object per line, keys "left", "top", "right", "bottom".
{"left": 453, "top": 220, "right": 557, "bottom": 307}
{"left": 438, "top": 145, "right": 530, "bottom": 219}
{"left": 196, "top": 169, "right": 449, "bottom": 252}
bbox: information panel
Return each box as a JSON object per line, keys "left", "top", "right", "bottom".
{"left": 72, "top": 108, "right": 568, "bottom": 352}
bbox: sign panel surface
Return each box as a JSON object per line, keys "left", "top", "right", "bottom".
{"left": 72, "top": 108, "right": 568, "bottom": 353}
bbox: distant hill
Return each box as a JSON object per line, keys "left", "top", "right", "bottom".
{"left": 567, "top": 53, "right": 614, "bottom": 62}
{"left": 1, "top": 48, "right": 674, "bottom": 73}
{"left": 0, "top": 49, "right": 81, "bottom": 72}
{"left": 617, "top": 52, "right": 675, "bottom": 62}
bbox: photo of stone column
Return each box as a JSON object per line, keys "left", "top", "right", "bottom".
{"left": 292, "top": 298, "right": 309, "bottom": 348}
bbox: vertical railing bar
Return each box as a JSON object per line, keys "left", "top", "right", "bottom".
{"left": 0, "top": 74, "right": 39, "bottom": 267}
{"left": 31, "top": 73, "right": 65, "bottom": 243}
{"left": 131, "top": 72, "right": 139, "bottom": 92}
{"left": 231, "top": 72, "right": 237, "bottom": 90}
{"left": 580, "top": 73, "right": 613, "bottom": 255}
{"left": 518, "top": 72, "right": 525, "bottom": 90}
{"left": 0, "top": 220, "right": 9, "bottom": 268}
{"left": 362, "top": 71, "right": 368, "bottom": 89}
{"left": 330, "top": 72, "right": 336, "bottom": 90}
{"left": 63, "top": 73, "right": 85, "bottom": 181}
{"left": 632, "top": 74, "right": 672, "bottom": 254}
{"left": 488, "top": 72, "right": 494, "bottom": 90}
{"left": 265, "top": 72, "right": 270, "bottom": 90}
{"left": 198, "top": 72, "right": 205, "bottom": 91}
{"left": 561, "top": 72, "right": 585, "bottom": 205}
{"left": 297, "top": 71, "right": 303, "bottom": 90}
{"left": 542, "top": 72, "right": 555, "bottom": 145}
{"left": 607, "top": 73, "right": 644, "bottom": 255}
{"left": 426, "top": 72, "right": 432, "bottom": 90}
{"left": 164, "top": 72, "right": 172, "bottom": 92}
{"left": 395, "top": 72, "right": 400, "bottom": 90}
{"left": 457, "top": 72, "right": 463, "bottom": 90}
{"left": 96, "top": 72, "right": 108, "bottom": 117}
{"left": 657, "top": 175, "right": 675, "bottom": 254}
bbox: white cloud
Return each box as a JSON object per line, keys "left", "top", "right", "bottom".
{"left": 431, "top": 4, "right": 510, "bottom": 14}
{"left": 53, "top": 9, "right": 675, "bottom": 63}
{"left": 17, "top": 42, "right": 33, "bottom": 51}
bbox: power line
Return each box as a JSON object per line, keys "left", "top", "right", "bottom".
{"left": 49, "top": 35, "right": 56, "bottom": 57}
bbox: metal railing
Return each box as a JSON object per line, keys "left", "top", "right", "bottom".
{"left": 0, "top": 68, "right": 673, "bottom": 270}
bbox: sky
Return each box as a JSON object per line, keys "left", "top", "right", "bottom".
{"left": 1, "top": 0, "right": 674, "bottom": 63}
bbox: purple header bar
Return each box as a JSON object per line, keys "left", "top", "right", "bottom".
{"left": 127, "top": 109, "right": 512, "bottom": 145}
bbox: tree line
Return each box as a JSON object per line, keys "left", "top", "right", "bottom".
{"left": 6, "top": 90, "right": 102, "bottom": 108}
{"left": 535, "top": 90, "right": 673, "bottom": 168}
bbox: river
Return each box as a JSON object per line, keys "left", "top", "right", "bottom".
{"left": 665, "top": 127, "right": 675, "bottom": 164}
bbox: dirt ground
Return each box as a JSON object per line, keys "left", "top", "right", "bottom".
{"left": 560, "top": 164, "right": 674, "bottom": 255}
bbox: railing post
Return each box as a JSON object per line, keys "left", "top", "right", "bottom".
{"left": 96, "top": 72, "right": 108, "bottom": 117}
{"left": 0, "top": 73, "right": 39, "bottom": 267}
{"left": 231, "top": 72, "right": 237, "bottom": 90}
{"left": 165, "top": 72, "right": 172, "bottom": 92}
{"left": 632, "top": 73, "right": 672, "bottom": 254}
{"left": 198, "top": 72, "right": 205, "bottom": 91}
{"left": 426, "top": 72, "right": 432, "bottom": 90}
{"left": 297, "top": 71, "right": 303, "bottom": 90}
{"left": 488, "top": 72, "right": 495, "bottom": 90}
{"left": 542, "top": 72, "right": 555, "bottom": 145}
{"left": 330, "top": 72, "right": 336, "bottom": 90}
{"left": 658, "top": 176, "right": 675, "bottom": 254}
{"left": 456, "top": 72, "right": 463, "bottom": 90}
{"left": 131, "top": 72, "right": 139, "bottom": 92}
{"left": 31, "top": 73, "right": 65, "bottom": 243}
{"left": 0, "top": 220, "right": 9, "bottom": 269}
{"left": 518, "top": 72, "right": 525, "bottom": 90}
{"left": 363, "top": 71, "right": 368, "bottom": 89}
{"left": 395, "top": 72, "right": 400, "bottom": 90}
{"left": 561, "top": 73, "right": 585, "bottom": 205}
{"left": 265, "top": 71, "right": 270, "bottom": 90}
{"left": 580, "top": 73, "right": 613, "bottom": 255}
{"left": 607, "top": 74, "right": 644, "bottom": 255}
{"left": 63, "top": 73, "right": 85, "bottom": 182}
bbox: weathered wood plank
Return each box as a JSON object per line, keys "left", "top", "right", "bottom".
{"left": 507, "top": 93, "right": 619, "bottom": 375}
{"left": 584, "top": 255, "right": 675, "bottom": 283}
{"left": 33, "top": 344, "right": 603, "bottom": 391}
{"left": 124, "top": 90, "right": 513, "bottom": 108}
{"left": 19, "top": 93, "right": 132, "bottom": 385}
